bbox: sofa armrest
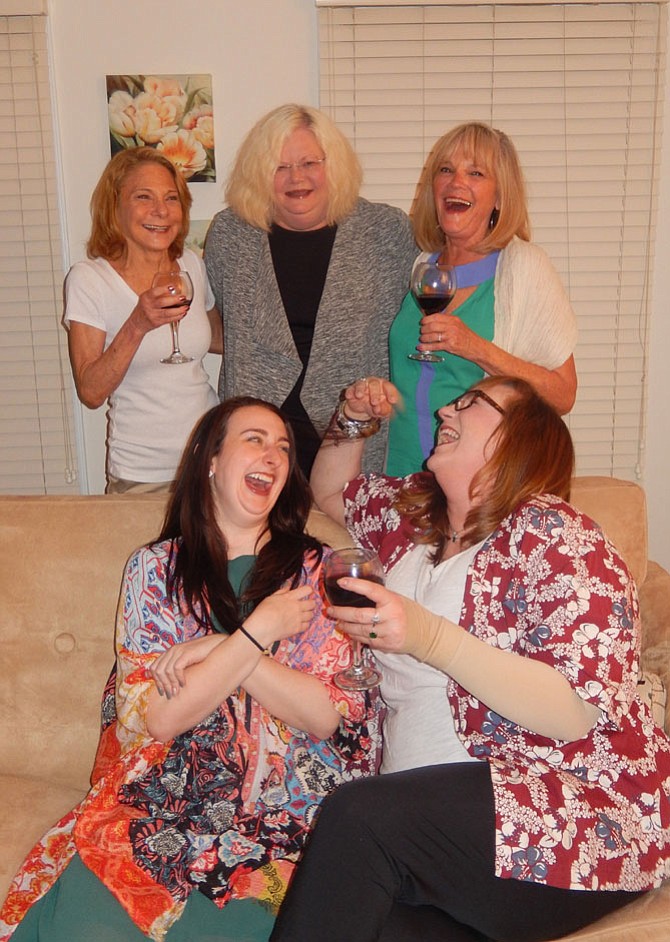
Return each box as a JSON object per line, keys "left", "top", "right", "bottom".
{"left": 639, "top": 561, "right": 670, "bottom": 651}
{"left": 638, "top": 560, "right": 670, "bottom": 732}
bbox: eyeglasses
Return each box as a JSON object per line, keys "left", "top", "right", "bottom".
{"left": 447, "top": 389, "right": 506, "bottom": 416}
{"left": 275, "top": 157, "right": 326, "bottom": 176}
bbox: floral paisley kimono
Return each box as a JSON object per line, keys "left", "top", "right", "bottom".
{"left": 0, "top": 542, "right": 382, "bottom": 941}
{"left": 344, "top": 473, "right": 670, "bottom": 893}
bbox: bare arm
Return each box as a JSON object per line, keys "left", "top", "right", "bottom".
{"left": 207, "top": 306, "right": 223, "bottom": 355}
{"left": 310, "top": 378, "right": 400, "bottom": 527}
{"left": 146, "top": 585, "right": 339, "bottom": 742}
{"left": 67, "top": 286, "right": 190, "bottom": 409}
{"left": 418, "top": 316, "right": 577, "bottom": 414}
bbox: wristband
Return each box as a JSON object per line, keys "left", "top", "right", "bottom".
{"left": 238, "top": 624, "right": 266, "bottom": 653}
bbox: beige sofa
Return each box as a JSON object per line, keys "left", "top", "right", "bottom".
{"left": 1, "top": 477, "right": 669, "bottom": 940}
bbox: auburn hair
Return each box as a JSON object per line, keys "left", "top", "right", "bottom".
{"left": 396, "top": 377, "right": 574, "bottom": 563}
{"left": 87, "top": 147, "right": 192, "bottom": 262}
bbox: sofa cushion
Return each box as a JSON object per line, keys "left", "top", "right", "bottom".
{"left": 570, "top": 476, "right": 647, "bottom": 587}
{"left": 554, "top": 881, "right": 670, "bottom": 941}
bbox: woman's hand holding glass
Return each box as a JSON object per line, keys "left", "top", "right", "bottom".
{"left": 326, "top": 570, "right": 414, "bottom": 657}
{"left": 417, "top": 312, "right": 483, "bottom": 363}
{"left": 324, "top": 549, "right": 383, "bottom": 690}
{"left": 152, "top": 269, "right": 194, "bottom": 364}
{"left": 408, "top": 258, "right": 456, "bottom": 362}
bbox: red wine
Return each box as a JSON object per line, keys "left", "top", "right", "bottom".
{"left": 324, "top": 574, "right": 384, "bottom": 608}
{"left": 415, "top": 294, "right": 451, "bottom": 315}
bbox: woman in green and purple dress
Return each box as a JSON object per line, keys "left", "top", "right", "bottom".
{"left": 387, "top": 122, "right": 578, "bottom": 476}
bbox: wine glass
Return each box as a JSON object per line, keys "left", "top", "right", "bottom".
{"left": 323, "top": 547, "right": 384, "bottom": 691}
{"left": 153, "top": 269, "right": 194, "bottom": 365}
{"left": 407, "top": 257, "right": 456, "bottom": 363}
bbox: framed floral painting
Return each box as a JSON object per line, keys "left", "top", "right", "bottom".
{"left": 107, "top": 73, "right": 215, "bottom": 182}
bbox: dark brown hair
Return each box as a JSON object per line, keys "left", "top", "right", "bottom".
{"left": 87, "top": 147, "right": 192, "bottom": 261}
{"left": 158, "top": 397, "right": 322, "bottom": 631}
{"left": 397, "top": 377, "right": 575, "bottom": 562}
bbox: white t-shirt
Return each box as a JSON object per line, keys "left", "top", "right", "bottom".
{"left": 64, "top": 250, "right": 218, "bottom": 482}
{"left": 378, "top": 541, "right": 484, "bottom": 774}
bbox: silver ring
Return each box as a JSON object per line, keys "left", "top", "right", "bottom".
{"left": 437, "top": 332, "right": 443, "bottom": 343}
{"left": 371, "top": 611, "right": 380, "bottom": 625}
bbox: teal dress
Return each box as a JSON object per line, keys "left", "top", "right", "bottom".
{"left": 386, "top": 280, "right": 495, "bottom": 476}
{"left": 12, "top": 556, "right": 273, "bottom": 942}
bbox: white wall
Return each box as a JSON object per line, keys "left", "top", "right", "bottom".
{"left": 646, "top": 6, "right": 670, "bottom": 573}
{"left": 49, "top": 0, "right": 318, "bottom": 494}
{"left": 49, "top": 0, "right": 670, "bottom": 569}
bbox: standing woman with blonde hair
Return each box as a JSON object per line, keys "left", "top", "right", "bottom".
{"left": 205, "top": 103, "right": 417, "bottom": 476}
{"left": 387, "top": 121, "right": 578, "bottom": 476}
{"left": 65, "top": 147, "right": 221, "bottom": 493}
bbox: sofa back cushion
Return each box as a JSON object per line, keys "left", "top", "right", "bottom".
{"left": 0, "top": 495, "right": 166, "bottom": 789}
{"left": 570, "top": 476, "right": 647, "bottom": 587}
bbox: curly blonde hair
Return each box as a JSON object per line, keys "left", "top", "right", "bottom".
{"left": 225, "top": 104, "right": 363, "bottom": 231}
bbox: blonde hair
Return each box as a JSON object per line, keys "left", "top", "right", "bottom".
{"left": 412, "top": 122, "right": 531, "bottom": 254}
{"left": 225, "top": 104, "right": 363, "bottom": 230}
{"left": 87, "top": 147, "right": 191, "bottom": 262}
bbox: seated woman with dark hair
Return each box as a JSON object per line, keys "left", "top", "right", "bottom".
{"left": 0, "top": 397, "right": 381, "bottom": 942}
{"left": 270, "top": 377, "right": 670, "bottom": 942}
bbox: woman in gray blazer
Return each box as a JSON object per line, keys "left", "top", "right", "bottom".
{"left": 204, "top": 103, "right": 417, "bottom": 476}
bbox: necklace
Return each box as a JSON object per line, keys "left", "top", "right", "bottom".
{"left": 447, "top": 527, "right": 462, "bottom": 543}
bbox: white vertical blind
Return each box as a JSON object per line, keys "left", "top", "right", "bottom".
{"left": 318, "top": 3, "right": 665, "bottom": 479}
{"left": 0, "top": 14, "right": 77, "bottom": 493}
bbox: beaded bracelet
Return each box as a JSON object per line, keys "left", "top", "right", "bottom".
{"left": 238, "top": 624, "right": 266, "bottom": 653}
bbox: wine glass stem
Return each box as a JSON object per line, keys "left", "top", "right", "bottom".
{"left": 351, "top": 640, "right": 365, "bottom": 673}
{"left": 170, "top": 322, "right": 181, "bottom": 354}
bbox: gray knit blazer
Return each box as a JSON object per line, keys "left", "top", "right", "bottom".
{"left": 204, "top": 198, "right": 417, "bottom": 471}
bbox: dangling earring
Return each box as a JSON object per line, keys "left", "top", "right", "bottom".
{"left": 489, "top": 207, "right": 500, "bottom": 230}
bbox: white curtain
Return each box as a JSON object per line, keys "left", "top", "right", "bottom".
{"left": 0, "top": 14, "right": 77, "bottom": 493}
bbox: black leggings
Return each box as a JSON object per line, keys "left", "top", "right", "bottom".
{"left": 270, "top": 763, "right": 643, "bottom": 942}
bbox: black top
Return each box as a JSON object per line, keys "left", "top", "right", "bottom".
{"left": 268, "top": 223, "right": 337, "bottom": 476}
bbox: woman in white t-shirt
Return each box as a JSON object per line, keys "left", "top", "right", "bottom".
{"left": 64, "top": 147, "right": 221, "bottom": 492}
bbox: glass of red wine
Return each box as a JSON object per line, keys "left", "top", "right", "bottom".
{"left": 153, "top": 269, "right": 194, "bottom": 365}
{"left": 323, "top": 547, "right": 384, "bottom": 691}
{"left": 407, "top": 257, "right": 455, "bottom": 363}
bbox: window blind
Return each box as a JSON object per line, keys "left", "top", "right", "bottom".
{"left": 0, "top": 14, "right": 77, "bottom": 493}
{"left": 318, "top": 2, "right": 665, "bottom": 479}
